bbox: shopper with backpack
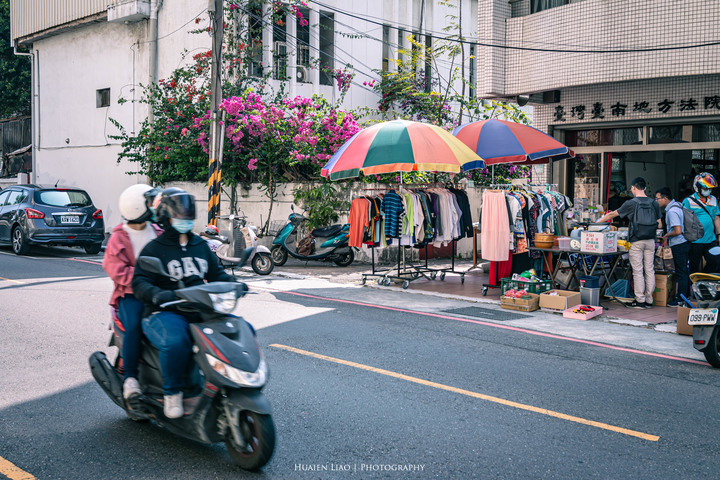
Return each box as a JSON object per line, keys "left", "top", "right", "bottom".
{"left": 682, "top": 172, "right": 720, "bottom": 275}
{"left": 598, "top": 177, "right": 661, "bottom": 309}
{"left": 655, "top": 187, "right": 690, "bottom": 307}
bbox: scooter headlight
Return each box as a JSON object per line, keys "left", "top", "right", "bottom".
{"left": 205, "top": 354, "right": 267, "bottom": 387}
{"left": 208, "top": 291, "right": 238, "bottom": 314}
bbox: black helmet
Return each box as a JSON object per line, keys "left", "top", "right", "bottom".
{"left": 155, "top": 188, "right": 196, "bottom": 228}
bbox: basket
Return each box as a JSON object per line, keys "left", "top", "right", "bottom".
{"left": 500, "top": 277, "right": 553, "bottom": 295}
{"left": 267, "top": 220, "right": 286, "bottom": 236}
{"left": 604, "top": 279, "right": 629, "bottom": 298}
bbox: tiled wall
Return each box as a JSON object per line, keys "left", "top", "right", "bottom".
{"left": 478, "top": 0, "right": 720, "bottom": 97}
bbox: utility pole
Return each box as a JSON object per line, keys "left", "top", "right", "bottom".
{"left": 208, "top": 0, "right": 224, "bottom": 226}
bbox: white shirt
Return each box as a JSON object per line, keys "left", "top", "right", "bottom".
{"left": 123, "top": 223, "right": 158, "bottom": 260}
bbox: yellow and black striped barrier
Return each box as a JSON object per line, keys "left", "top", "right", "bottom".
{"left": 208, "top": 156, "right": 221, "bottom": 226}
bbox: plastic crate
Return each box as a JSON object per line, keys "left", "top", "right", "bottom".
{"left": 604, "top": 279, "right": 629, "bottom": 298}
{"left": 500, "top": 277, "right": 553, "bottom": 295}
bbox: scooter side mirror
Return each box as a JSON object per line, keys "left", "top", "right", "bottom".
{"left": 137, "top": 256, "right": 170, "bottom": 277}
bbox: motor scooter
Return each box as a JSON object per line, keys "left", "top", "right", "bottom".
{"left": 688, "top": 272, "right": 720, "bottom": 367}
{"left": 89, "top": 257, "right": 275, "bottom": 471}
{"left": 270, "top": 206, "right": 355, "bottom": 267}
{"left": 202, "top": 214, "right": 274, "bottom": 276}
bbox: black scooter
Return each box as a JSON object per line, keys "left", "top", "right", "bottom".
{"left": 89, "top": 257, "right": 275, "bottom": 471}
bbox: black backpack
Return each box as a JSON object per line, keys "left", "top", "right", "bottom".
{"left": 668, "top": 203, "right": 704, "bottom": 242}
{"left": 632, "top": 199, "right": 659, "bottom": 240}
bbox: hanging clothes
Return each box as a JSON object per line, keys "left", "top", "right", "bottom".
{"left": 480, "top": 190, "right": 511, "bottom": 261}
{"left": 348, "top": 197, "right": 370, "bottom": 248}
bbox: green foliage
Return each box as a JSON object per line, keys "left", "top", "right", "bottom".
{"left": 293, "top": 182, "right": 351, "bottom": 229}
{"left": 0, "top": 0, "right": 31, "bottom": 118}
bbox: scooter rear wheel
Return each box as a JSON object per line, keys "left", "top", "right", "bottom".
{"left": 333, "top": 249, "right": 354, "bottom": 267}
{"left": 271, "top": 246, "right": 288, "bottom": 266}
{"left": 225, "top": 411, "right": 276, "bottom": 471}
{"left": 252, "top": 252, "right": 274, "bottom": 275}
{"left": 703, "top": 325, "right": 720, "bottom": 367}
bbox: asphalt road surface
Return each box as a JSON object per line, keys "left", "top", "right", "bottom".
{"left": 2, "top": 245, "right": 720, "bottom": 479}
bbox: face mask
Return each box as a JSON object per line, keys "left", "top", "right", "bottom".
{"left": 701, "top": 189, "right": 712, "bottom": 197}
{"left": 171, "top": 218, "right": 194, "bottom": 234}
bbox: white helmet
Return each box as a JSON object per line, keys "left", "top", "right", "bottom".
{"left": 119, "top": 184, "right": 154, "bottom": 223}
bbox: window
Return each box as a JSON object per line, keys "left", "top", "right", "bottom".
{"left": 397, "top": 28, "right": 405, "bottom": 63}
{"left": 649, "top": 126, "right": 683, "bottom": 144}
{"left": 295, "top": 7, "right": 311, "bottom": 82}
{"left": 248, "top": 1, "right": 263, "bottom": 77}
{"left": 35, "top": 190, "right": 92, "bottom": 207}
{"left": 5, "top": 190, "right": 23, "bottom": 205}
{"left": 382, "top": 24, "right": 391, "bottom": 72}
{"left": 693, "top": 123, "right": 720, "bottom": 142}
{"left": 468, "top": 44, "right": 476, "bottom": 98}
{"left": 96, "top": 88, "right": 110, "bottom": 108}
{"left": 0, "top": 191, "right": 9, "bottom": 206}
{"left": 531, "top": 0, "right": 570, "bottom": 14}
{"left": 273, "top": 15, "right": 287, "bottom": 80}
{"left": 319, "top": 12, "right": 334, "bottom": 86}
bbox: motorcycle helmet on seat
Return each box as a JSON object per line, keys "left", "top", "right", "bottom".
{"left": 204, "top": 224, "right": 219, "bottom": 236}
{"left": 119, "top": 184, "right": 155, "bottom": 223}
{"left": 694, "top": 172, "right": 717, "bottom": 195}
{"left": 154, "top": 188, "right": 196, "bottom": 231}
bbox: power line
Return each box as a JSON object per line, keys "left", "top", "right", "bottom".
{"left": 309, "top": 0, "right": 720, "bottom": 54}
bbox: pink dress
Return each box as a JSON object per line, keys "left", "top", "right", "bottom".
{"left": 480, "top": 190, "right": 511, "bottom": 261}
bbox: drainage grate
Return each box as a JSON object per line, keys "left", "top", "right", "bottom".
{"left": 442, "top": 306, "right": 532, "bottom": 321}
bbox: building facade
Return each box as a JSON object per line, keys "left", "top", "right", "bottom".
{"left": 478, "top": 0, "right": 720, "bottom": 206}
{"left": 10, "top": 0, "right": 478, "bottom": 229}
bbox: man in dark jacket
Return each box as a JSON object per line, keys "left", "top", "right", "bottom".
{"left": 132, "top": 188, "right": 234, "bottom": 418}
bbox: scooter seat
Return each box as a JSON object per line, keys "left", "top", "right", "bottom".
{"left": 311, "top": 224, "right": 343, "bottom": 238}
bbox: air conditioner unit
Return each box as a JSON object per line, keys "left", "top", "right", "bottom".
{"left": 296, "top": 66, "right": 310, "bottom": 83}
{"left": 108, "top": 0, "right": 150, "bottom": 23}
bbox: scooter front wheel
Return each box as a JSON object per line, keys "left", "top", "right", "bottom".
{"left": 703, "top": 325, "right": 720, "bottom": 367}
{"left": 252, "top": 252, "right": 274, "bottom": 275}
{"left": 271, "top": 246, "right": 288, "bottom": 266}
{"left": 225, "top": 410, "right": 276, "bottom": 471}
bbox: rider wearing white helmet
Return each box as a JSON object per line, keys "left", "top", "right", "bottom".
{"left": 102, "top": 184, "right": 162, "bottom": 404}
{"left": 683, "top": 172, "right": 720, "bottom": 274}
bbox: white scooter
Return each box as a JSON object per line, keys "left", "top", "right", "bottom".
{"left": 202, "top": 215, "right": 274, "bottom": 276}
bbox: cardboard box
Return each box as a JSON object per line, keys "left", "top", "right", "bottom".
{"left": 677, "top": 304, "right": 696, "bottom": 336}
{"left": 540, "top": 290, "right": 582, "bottom": 311}
{"left": 580, "top": 231, "right": 618, "bottom": 254}
{"left": 563, "top": 305, "right": 603, "bottom": 320}
{"left": 501, "top": 293, "right": 540, "bottom": 312}
{"left": 652, "top": 273, "right": 676, "bottom": 307}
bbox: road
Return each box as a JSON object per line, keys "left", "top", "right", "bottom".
{"left": 2, "top": 245, "right": 720, "bottom": 479}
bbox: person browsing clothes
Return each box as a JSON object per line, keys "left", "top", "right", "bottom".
{"left": 655, "top": 187, "right": 689, "bottom": 307}
{"left": 131, "top": 188, "right": 236, "bottom": 419}
{"left": 682, "top": 172, "right": 720, "bottom": 274}
{"left": 597, "top": 177, "right": 661, "bottom": 309}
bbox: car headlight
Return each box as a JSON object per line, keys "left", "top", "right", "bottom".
{"left": 205, "top": 354, "right": 267, "bottom": 387}
{"left": 208, "top": 291, "right": 238, "bottom": 314}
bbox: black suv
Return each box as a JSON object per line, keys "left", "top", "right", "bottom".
{"left": 0, "top": 184, "right": 105, "bottom": 255}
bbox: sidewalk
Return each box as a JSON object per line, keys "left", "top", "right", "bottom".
{"left": 238, "top": 257, "right": 705, "bottom": 363}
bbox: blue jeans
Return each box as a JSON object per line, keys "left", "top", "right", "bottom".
{"left": 670, "top": 241, "right": 691, "bottom": 300}
{"left": 118, "top": 295, "right": 145, "bottom": 380}
{"left": 142, "top": 311, "right": 192, "bottom": 395}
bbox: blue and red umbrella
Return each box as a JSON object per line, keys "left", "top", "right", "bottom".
{"left": 452, "top": 118, "right": 574, "bottom": 166}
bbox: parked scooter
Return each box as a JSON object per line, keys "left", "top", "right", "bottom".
{"left": 201, "top": 215, "right": 274, "bottom": 276}
{"left": 688, "top": 272, "right": 720, "bottom": 367}
{"left": 89, "top": 257, "right": 275, "bottom": 471}
{"left": 270, "top": 206, "right": 354, "bottom": 267}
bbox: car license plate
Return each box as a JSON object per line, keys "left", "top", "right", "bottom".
{"left": 60, "top": 215, "right": 81, "bottom": 224}
{"left": 688, "top": 308, "right": 719, "bottom": 326}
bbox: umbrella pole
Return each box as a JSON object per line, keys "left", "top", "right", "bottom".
{"left": 492, "top": 165, "right": 495, "bottom": 183}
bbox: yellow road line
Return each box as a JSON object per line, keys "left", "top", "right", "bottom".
{"left": 0, "top": 276, "right": 25, "bottom": 285}
{"left": 0, "top": 456, "right": 36, "bottom": 480}
{"left": 270, "top": 344, "right": 660, "bottom": 442}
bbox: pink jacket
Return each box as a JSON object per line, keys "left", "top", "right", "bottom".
{"left": 102, "top": 223, "right": 163, "bottom": 308}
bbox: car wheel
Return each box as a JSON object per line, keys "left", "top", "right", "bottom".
{"left": 12, "top": 226, "right": 31, "bottom": 255}
{"left": 84, "top": 243, "right": 102, "bottom": 255}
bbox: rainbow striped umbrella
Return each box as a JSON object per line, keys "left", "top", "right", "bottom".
{"left": 452, "top": 118, "right": 574, "bottom": 166}
{"left": 321, "top": 120, "right": 484, "bottom": 181}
